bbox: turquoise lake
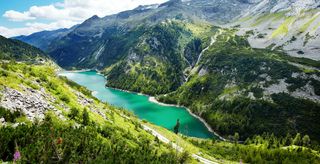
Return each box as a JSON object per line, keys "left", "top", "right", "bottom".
{"left": 59, "top": 71, "right": 214, "bottom": 138}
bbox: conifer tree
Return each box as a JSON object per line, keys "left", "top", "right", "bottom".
{"left": 82, "top": 108, "right": 90, "bottom": 126}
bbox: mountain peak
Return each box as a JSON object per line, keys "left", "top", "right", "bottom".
{"left": 159, "top": 0, "right": 182, "bottom": 7}
{"left": 89, "top": 15, "right": 99, "bottom": 20}
{"left": 135, "top": 4, "right": 159, "bottom": 11}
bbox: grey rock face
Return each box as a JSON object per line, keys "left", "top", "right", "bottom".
{"left": 0, "top": 87, "right": 62, "bottom": 121}
{"left": 233, "top": 0, "right": 320, "bottom": 61}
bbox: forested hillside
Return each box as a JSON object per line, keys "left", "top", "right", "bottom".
{"left": 103, "top": 21, "right": 216, "bottom": 95}
{"left": 158, "top": 29, "right": 320, "bottom": 141}
{"left": 0, "top": 35, "right": 48, "bottom": 62}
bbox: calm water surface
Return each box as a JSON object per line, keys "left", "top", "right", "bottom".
{"left": 59, "top": 71, "right": 214, "bottom": 138}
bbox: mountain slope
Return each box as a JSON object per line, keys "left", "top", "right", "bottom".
{"left": 0, "top": 35, "right": 48, "bottom": 62}
{"left": 0, "top": 36, "right": 195, "bottom": 163}
{"left": 102, "top": 21, "right": 217, "bottom": 95}
{"left": 15, "top": 0, "right": 261, "bottom": 69}
{"left": 0, "top": 62, "right": 196, "bottom": 163}
{"left": 158, "top": 29, "right": 320, "bottom": 141}
{"left": 2, "top": 62, "right": 319, "bottom": 164}
{"left": 12, "top": 28, "right": 73, "bottom": 51}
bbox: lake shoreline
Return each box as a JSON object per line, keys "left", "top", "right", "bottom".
{"left": 104, "top": 86, "right": 227, "bottom": 140}
{"left": 149, "top": 97, "right": 226, "bottom": 141}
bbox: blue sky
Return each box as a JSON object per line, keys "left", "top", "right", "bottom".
{"left": 0, "top": 0, "right": 167, "bottom": 37}
{"left": 0, "top": 0, "right": 61, "bottom": 28}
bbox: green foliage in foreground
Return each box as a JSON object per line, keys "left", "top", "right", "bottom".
{"left": 0, "top": 114, "right": 188, "bottom": 163}
{"left": 187, "top": 134, "right": 320, "bottom": 164}
{"left": 0, "top": 107, "right": 24, "bottom": 123}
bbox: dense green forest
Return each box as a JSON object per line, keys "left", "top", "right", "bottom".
{"left": 0, "top": 36, "right": 48, "bottom": 62}
{"left": 1, "top": 61, "right": 319, "bottom": 163}
{"left": 103, "top": 21, "right": 216, "bottom": 95}
{"left": 101, "top": 21, "right": 320, "bottom": 147}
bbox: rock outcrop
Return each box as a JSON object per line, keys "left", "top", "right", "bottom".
{"left": 0, "top": 86, "right": 64, "bottom": 121}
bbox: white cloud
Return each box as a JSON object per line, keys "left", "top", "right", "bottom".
{"left": 0, "top": 26, "right": 43, "bottom": 37}
{"left": 0, "top": 20, "right": 78, "bottom": 37}
{"left": 1, "top": 0, "right": 168, "bottom": 37}
{"left": 3, "top": 10, "right": 35, "bottom": 22}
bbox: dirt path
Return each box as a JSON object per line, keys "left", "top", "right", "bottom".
{"left": 142, "top": 125, "right": 218, "bottom": 164}
{"left": 185, "top": 30, "right": 223, "bottom": 82}
{"left": 194, "top": 29, "right": 222, "bottom": 67}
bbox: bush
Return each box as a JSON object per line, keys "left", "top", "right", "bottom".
{"left": 68, "top": 107, "right": 79, "bottom": 120}
{"left": 59, "top": 94, "right": 70, "bottom": 103}
{"left": 0, "top": 107, "right": 23, "bottom": 123}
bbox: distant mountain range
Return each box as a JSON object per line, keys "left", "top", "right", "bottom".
{"left": 14, "top": 0, "right": 320, "bottom": 62}
{"left": 13, "top": 28, "right": 73, "bottom": 51}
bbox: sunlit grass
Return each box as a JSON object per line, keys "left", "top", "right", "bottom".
{"left": 271, "top": 17, "right": 295, "bottom": 38}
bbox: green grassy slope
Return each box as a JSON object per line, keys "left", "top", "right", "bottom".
{"left": 0, "top": 61, "right": 194, "bottom": 163}
{"left": 0, "top": 37, "right": 196, "bottom": 163}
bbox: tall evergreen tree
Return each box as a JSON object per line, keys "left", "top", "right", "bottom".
{"left": 68, "top": 107, "right": 79, "bottom": 120}
{"left": 234, "top": 132, "right": 240, "bottom": 145}
{"left": 174, "top": 119, "right": 180, "bottom": 134}
{"left": 82, "top": 108, "right": 90, "bottom": 126}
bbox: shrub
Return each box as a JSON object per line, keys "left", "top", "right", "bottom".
{"left": 59, "top": 94, "right": 70, "bottom": 103}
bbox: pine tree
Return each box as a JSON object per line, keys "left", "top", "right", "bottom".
{"left": 234, "top": 132, "right": 239, "bottom": 145}
{"left": 174, "top": 119, "right": 180, "bottom": 134}
{"left": 68, "top": 107, "right": 79, "bottom": 120}
{"left": 82, "top": 108, "right": 90, "bottom": 126}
